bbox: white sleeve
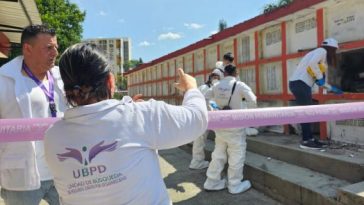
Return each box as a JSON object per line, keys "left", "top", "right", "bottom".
{"left": 140, "top": 88, "right": 208, "bottom": 150}
{"left": 198, "top": 84, "right": 208, "bottom": 94}
{"left": 238, "top": 82, "right": 257, "bottom": 106}
{"left": 308, "top": 49, "right": 326, "bottom": 80}
{"left": 204, "top": 87, "right": 213, "bottom": 101}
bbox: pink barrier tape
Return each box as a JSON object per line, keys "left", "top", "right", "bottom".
{"left": 208, "top": 101, "right": 364, "bottom": 130}
{"left": 0, "top": 118, "right": 59, "bottom": 142}
{"left": 0, "top": 102, "right": 363, "bottom": 142}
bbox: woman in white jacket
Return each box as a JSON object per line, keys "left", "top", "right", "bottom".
{"left": 44, "top": 43, "right": 208, "bottom": 205}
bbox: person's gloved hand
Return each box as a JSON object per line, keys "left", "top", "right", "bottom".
{"left": 315, "top": 78, "right": 325, "bottom": 86}
{"left": 330, "top": 86, "right": 343, "bottom": 95}
{"left": 209, "top": 101, "right": 220, "bottom": 110}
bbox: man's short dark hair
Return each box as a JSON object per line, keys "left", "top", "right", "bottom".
{"left": 224, "top": 64, "right": 236, "bottom": 76}
{"left": 21, "top": 24, "right": 56, "bottom": 46}
{"left": 223, "top": 52, "right": 234, "bottom": 63}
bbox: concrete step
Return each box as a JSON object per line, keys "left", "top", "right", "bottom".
{"left": 338, "top": 181, "right": 364, "bottom": 205}
{"left": 246, "top": 134, "right": 364, "bottom": 183}
{"left": 244, "top": 151, "right": 349, "bottom": 205}
{"left": 180, "top": 138, "right": 356, "bottom": 205}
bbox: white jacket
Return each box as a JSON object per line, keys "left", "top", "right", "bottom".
{"left": 289, "top": 47, "right": 327, "bottom": 87}
{"left": 0, "top": 56, "right": 66, "bottom": 190}
{"left": 205, "top": 76, "right": 257, "bottom": 110}
{"left": 44, "top": 89, "right": 208, "bottom": 205}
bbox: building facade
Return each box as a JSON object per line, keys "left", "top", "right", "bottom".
{"left": 125, "top": 0, "right": 364, "bottom": 146}
{"left": 83, "top": 38, "right": 132, "bottom": 74}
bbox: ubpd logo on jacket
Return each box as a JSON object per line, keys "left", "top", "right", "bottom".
{"left": 57, "top": 140, "right": 118, "bottom": 179}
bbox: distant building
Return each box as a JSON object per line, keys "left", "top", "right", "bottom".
{"left": 123, "top": 38, "right": 132, "bottom": 64}
{"left": 83, "top": 38, "right": 132, "bottom": 74}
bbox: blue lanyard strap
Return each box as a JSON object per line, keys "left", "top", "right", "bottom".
{"left": 22, "top": 61, "right": 57, "bottom": 117}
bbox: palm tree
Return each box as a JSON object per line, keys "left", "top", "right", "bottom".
{"left": 218, "top": 19, "right": 227, "bottom": 32}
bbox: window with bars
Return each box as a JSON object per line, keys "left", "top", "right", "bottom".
{"left": 265, "top": 29, "right": 281, "bottom": 46}
{"left": 295, "top": 18, "right": 316, "bottom": 33}
{"left": 241, "top": 36, "right": 250, "bottom": 63}
{"left": 266, "top": 65, "right": 278, "bottom": 91}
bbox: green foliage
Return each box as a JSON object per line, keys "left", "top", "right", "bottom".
{"left": 123, "top": 59, "right": 142, "bottom": 72}
{"left": 115, "top": 73, "right": 127, "bottom": 90}
{"left": 263, "top": 0, "right": 293, "bottom": 13}
{"left": 263, "top": 4, "right": 278, "bottom": 13}
{"left": 218, "top": 19, "right": 227, "bottom": 32}
{"left": 35, "top": 0, "right": 85, "bottom": 57}
{"left": 113, "top": 73, "right": 128, "bottom": 99}
{"left": 113, "top": 91, "right": 124, "bottom": 100}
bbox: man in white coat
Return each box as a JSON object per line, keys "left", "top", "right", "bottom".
{"left": 0, "top": 25, "right": 67, "bottom": 205}
{"left": 203, "top": 64, "right": 257, "bottom": 194}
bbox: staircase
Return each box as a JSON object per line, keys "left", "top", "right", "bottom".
{"left": 181, "top": 133, "right": 364, "bottom": 205}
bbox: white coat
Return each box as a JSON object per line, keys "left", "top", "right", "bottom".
{"left": 289, "top": 47, "right": 327, "bottom": 87}
{"left": 0, "top": 56, "right": 66, "bottom": 190}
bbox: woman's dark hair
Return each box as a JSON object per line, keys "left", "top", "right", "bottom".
{"left": 59, "top": 43, "right": 112, "bottom": 107}
{"left": 224, "top": 64, "right": 237, "bottom": 76}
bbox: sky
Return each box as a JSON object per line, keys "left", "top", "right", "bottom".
{"left": 70, "top": 0, "right": 275, "bottom": 63}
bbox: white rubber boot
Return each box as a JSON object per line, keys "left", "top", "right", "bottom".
{"left": 228, "top": 180, "right": 251, "bottom": 194}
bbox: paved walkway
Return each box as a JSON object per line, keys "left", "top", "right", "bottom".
{"left": 0, "top": 148, "right": 280, "bottom": 205}
{"left": 160, "top": 148, "right": 280, "bottom": 205}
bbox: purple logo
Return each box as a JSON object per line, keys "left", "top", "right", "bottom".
{"left": 57, "top": 140, "right": 118, "bottom": 166}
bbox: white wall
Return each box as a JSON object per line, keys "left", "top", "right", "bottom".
{"left": 287, "top": 13, "right": 317, "bottom": 53}
{"left": 327, "top": 0, "right": 364, "bottom": 43}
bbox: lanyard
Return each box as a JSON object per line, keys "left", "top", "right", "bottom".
{"left": 22, "top": 61, "right": 57, "bottom": 117}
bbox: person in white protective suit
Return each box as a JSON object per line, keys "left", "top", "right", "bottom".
{"left": 222, "top": 52, "right": 258, "bottom": 136}
{"left": 203, "top": 64, "right": 257, "bottom": 194}
{"left": 189, "top": 63, "right": 224, "bottom": 169}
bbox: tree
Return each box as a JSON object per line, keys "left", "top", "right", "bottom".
{"left": 123, "top": 59, "right": 142, "bottom": 72}
{"left": 278, "top": 0, "right": 293, "bottom": 6}
{"left": 218, "top": 19, "right": 227, "bottom": 32}
{"left": 263, "top": 4, "right": 278, "bottom": 13}
{"left": 263, "top": 0, "right": 293, "bottom": 13}
{"left": 115, "top": 73, "right": 127, "bottom": 90}
{"left": 35, "top": 0, "right": 85, "bottom": 57}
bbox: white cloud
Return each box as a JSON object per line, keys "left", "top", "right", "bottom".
{"left": 210, "top": 30, "right": 218, "bottom": 35}
{"left": 158, "top": 32, "right": 182, "bottom": 40}
{"left": 139, "top": 41, "right": 154, "bottom": 47}
{"left": 99, "top": 11, "right": 107, "bottom": 16}
{"left": 184, "top": 23, "right": 204, "bottom": 29}
{"left": 118, "top": 18, "right": 125, "bottom": 23}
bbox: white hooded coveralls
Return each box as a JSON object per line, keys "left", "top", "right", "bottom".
{"left": 204, "top": 76, "right": 256, "bottom": 192}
